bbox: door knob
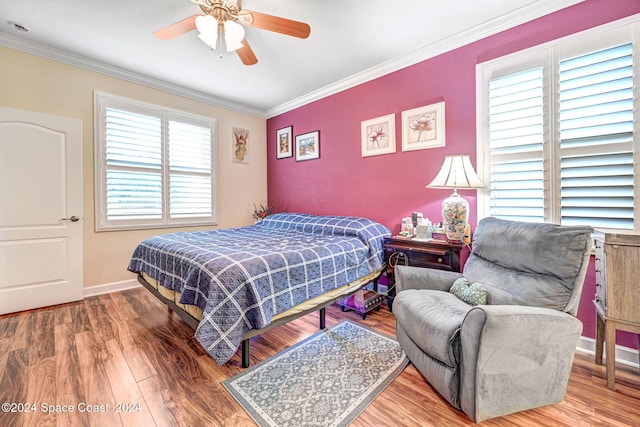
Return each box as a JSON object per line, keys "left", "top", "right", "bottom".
{"left": 61, "top": 215, "right": 80, "bottom": 222}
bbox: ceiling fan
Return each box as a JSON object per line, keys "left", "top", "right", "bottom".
{"left": 154, "top": 0, "right": 311, "bottom": 66}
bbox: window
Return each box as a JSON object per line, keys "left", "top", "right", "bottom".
{"left": 94, "top": 92, "right": 217, "bottom": 231}
{"left": 477, "top": 21, "right": 639, "bottom": 230}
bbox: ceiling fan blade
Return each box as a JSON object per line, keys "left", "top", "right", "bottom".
{"left": 236, "top": 39, "right": 258, "bottom": 66}
{"left": 153, "top": 15, "right": 201, "bottom": 40}
{"left": 238, "top": 11, "right": 310, "bottom": 39}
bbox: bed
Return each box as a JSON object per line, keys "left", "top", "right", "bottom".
{"left": 127, "top": 212, "right": 391, "bottom": 366}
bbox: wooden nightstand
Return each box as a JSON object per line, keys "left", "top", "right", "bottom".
{"left": 383, "top": 236, "right": 466, "bottom": 309}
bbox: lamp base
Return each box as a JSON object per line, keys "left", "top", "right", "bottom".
{"left": 441, "top": 192, "right": 468, "bottom": 242}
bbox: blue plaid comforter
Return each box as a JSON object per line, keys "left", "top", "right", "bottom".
{"left": 128, "top": 213, "right": 391, "bottom": 365}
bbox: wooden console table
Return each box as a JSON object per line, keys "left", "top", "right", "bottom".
{"left": 593, "top": 229, "right": 640, "bottom": 390}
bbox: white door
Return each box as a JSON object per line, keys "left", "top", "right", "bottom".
{"left": 0, "top": 106, "right": 83, "bottom": 314}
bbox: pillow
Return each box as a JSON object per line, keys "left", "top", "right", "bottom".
{"left": 449, "top": 278, "right": 488, "bottom": 306}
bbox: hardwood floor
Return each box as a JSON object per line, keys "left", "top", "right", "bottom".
{"left": 0, "top": 287, "right": 639, "bottom": 427}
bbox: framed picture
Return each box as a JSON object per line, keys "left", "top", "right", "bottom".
{"left": 232, "top": 127, "right": 249, "bottom": 164}
{"left": 401, "top": 101, "right": 445, "bottom": 151}
{"left": 295, "top": 130, "right": 320, "bottom": 161}
{"left": 361, "top": 113, "right": 396, "bottom": 157}
{"left": 276, "top": 126, "right": 293, "bottom": 159}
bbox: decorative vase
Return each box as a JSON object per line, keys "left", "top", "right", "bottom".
{"left": 441, "top": 190, "right": 468, "bottom": 242}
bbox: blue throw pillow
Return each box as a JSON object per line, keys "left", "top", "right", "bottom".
{"left": 449, "top": 278, "right": 488, "bottom": 306}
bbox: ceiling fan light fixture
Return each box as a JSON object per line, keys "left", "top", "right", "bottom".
{"left": 223, "top": 20, "right": 245, "bottom": 52}
{"left": 154, "top": 0, "right": 309, "bottom": 65}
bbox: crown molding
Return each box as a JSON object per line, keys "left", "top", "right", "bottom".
{"left": 0, "top": 31, "right": 265, "bottom": 118}
{"left": 265, "top": 0, "right": 585, "bottom": 118}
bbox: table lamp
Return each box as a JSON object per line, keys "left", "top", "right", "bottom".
{"left": 427, "top": 155, "right": 484, "bottom": 241}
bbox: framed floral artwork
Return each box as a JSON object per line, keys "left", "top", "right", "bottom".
{"left": 401, "top": 101, "right": 445, "bottom": 151}
{"left": 295, "top": 130, "right": 320, "bottom": 161}
{"left": 276, "top": 125, "right": 293, "bottom": 159}
{"left": 361, "top": 113, "right": 396, "bottom": 157}
{"left": 232, "top": 127, "right": 249, "bottom": 164}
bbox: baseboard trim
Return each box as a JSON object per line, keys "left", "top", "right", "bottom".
{"left": 83, "top": 281, "right": 639, "bottom": 368}
{"left": 577, "top": 336, "right": 639, "bottom": 369}
{"left": 83, "top": 279, "right": 140, "bottom": 298}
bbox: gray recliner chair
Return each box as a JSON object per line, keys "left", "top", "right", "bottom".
{"left": 393, "top": 217, "right": 593, "bottom": 422}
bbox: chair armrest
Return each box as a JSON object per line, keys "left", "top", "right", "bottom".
{"left": 459, "top": 305, "right": 582, "bottom": 422}
{"left": 394, "top": 265, "right": 462, "bottom": 293}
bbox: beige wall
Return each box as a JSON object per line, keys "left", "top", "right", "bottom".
{"left": 0, "top": 46, "right": 267, "bottom": 288}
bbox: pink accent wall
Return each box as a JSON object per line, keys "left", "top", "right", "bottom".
{"left": 267, "top": 0, "right": 640, "bottom": 349}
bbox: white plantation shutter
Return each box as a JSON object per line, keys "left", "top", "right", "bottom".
{"left": 559, "top": 43, "right": 634, "bottom": 229}
{"left": 105, "top": 108, "right": 163, "bottom": 220}
{"left": 479, "top": 25, "right": 638, "bottom": 231}
{"left": 488, "top": 67, "right": 545, "bottom": 222}
{"left": 95, "top": 93, "right": 217, "bottom": 231}
{"left": 168, "top": 118, "right": 213, "bottom": 218}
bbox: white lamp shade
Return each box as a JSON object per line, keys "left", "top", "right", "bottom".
{"left": 224, "top": 20, "right": 245, "bottom": 52}
{"left": 196, "top": 15, "right": 218, "bottom": 49}
{"left": 427, "top": 155, "right": 484, "bottom": 190}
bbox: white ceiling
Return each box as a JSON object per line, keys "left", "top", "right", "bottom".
{"left": 0, "top": 0, "right": 583, "bottom": 117}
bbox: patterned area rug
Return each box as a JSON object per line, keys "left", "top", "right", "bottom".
{"left": 223, "top": 320, "right": 408, "bottom": 427}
